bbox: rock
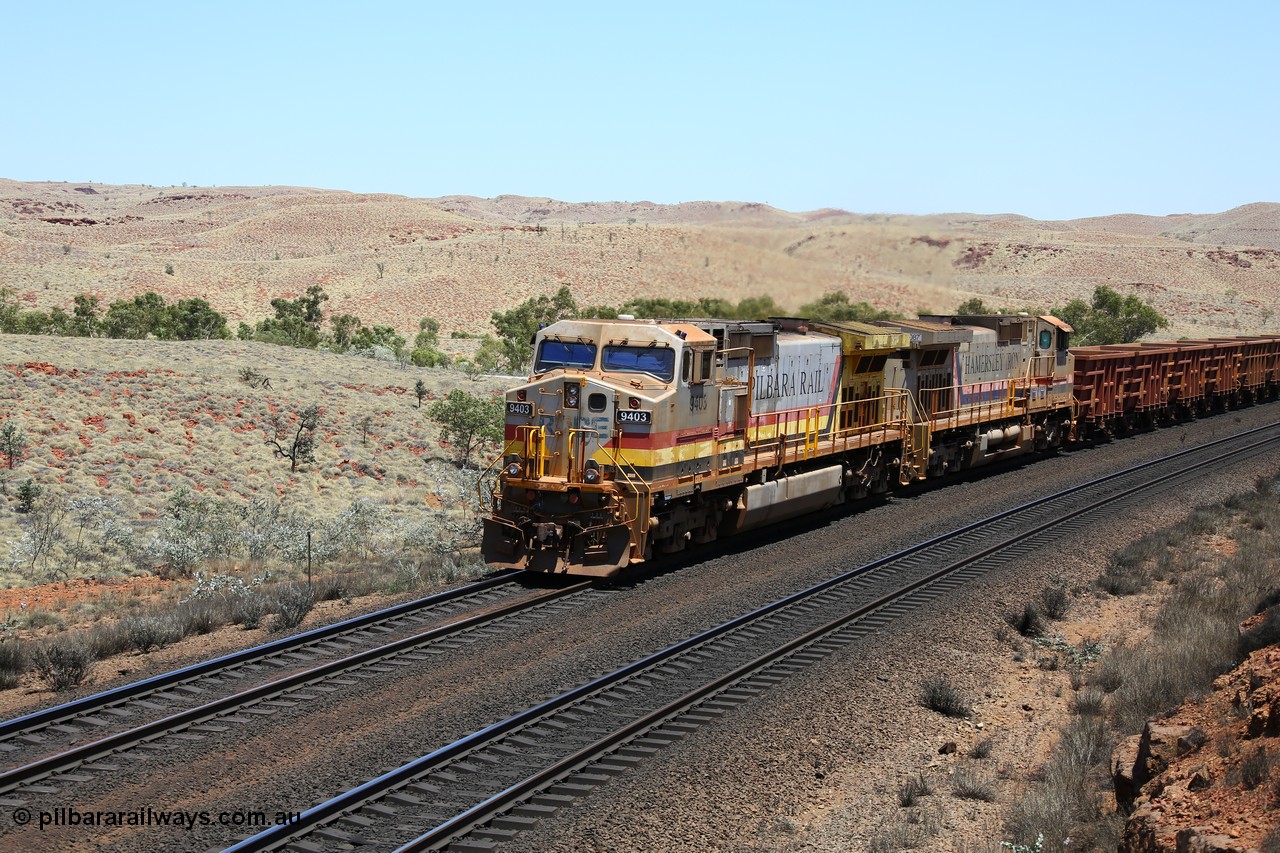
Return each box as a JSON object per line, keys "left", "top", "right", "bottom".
{"left": 1136, "top": 723, "right": 1205, "bottom": 788}
{"left": 1113, "top": 734, "right": 1145, "bottom": 806}
{"left": 939, "top": 741, "right": 957, "bottom": 755}
{"left": 1187, "top": 767, "right": 1212, "bottom": 792}
{"left": 1174, "top": 827, "right": 1249, "bottom": 852}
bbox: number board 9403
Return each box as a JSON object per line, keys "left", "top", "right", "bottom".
{"left": 616, "top": 409, "right": 652, "bottom": 425}
{"left": 506, "top": 402, "right": 533, "bottom": 417}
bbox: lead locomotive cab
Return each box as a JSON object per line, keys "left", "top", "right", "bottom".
{"left": 480, "top": 318, "right": 717, "bottom": 577}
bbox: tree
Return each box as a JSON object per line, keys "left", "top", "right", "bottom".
{"left": 0, "top": 286, "right": 20, "bottom": 332}
{"left": 491, "top": 285, "right": 577, "bottom": 372}
{"left": 259, "top": 285, "right": 329, "bottom": 348}
{"left": 732, "top": 295, "right": 785, "bottom": 320}
{"left": 103, "top": 292, "right": 174, "bottom": 339}
{"left": 954, "top": 297, "right": 995, "bottom": 314}
{"left": 428, "top": 390, "right": 503, "bottom": 468}
{"left": 0, "top": 421, "right": 26, "bottom": 469}
{"left": 169, "top": 297, "right": 231, "bottom": 340}
{"left": 462, "top": 336, "right": 503, "bottom": 380}
{"left": 800, "top": 291, "right": 897, "bottom": 323}
{"left": 264, "top": 405, "right": 321, "bottom": 472}
{"left": 1056, "top": 286, "right": 1169, "bottom": 345}
{"left": 409, "top": 316, "right": 449, "bottom": 367}
{"left": 329, "top": 313, "right": 362, "bottom": 351}
{"left": 70, "top": 294, "right": 101, "bottom": 337}
{"left": 16, "top": 479, "right": 41, "bottom": 514}
{"left": 414, "top": 379, "right": 428, "bottom": 408}
{"left": 351, "top": 325, "right": 407, "bottom": 362}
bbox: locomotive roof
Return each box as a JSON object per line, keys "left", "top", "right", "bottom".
{"left": 875, "top": 317, "right": 974, "bottom": 346}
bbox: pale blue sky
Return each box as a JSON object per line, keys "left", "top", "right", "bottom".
{"left": 5, "top": 1, "right": 1276, "bottom": 220}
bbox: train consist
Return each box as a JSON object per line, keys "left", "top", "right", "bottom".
{"left": 479, "top": 312, "right": 1280, "bottom": 577}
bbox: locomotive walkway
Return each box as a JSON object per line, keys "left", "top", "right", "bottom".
{"left": 221, "top": 421, "right": 1280, "bottom": 852}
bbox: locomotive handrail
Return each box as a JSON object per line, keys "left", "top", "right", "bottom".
{"left": 593, "top": 432, "right": 651, "bottom": 540}
{"left": 475, "top": 438, "right": 525, "bottom": 511}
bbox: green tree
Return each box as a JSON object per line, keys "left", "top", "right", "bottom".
{"left": 462, "top": 335, "right": 503, "bottom": 380}
{"left": 259, "top": 285, "right": 329, "bottom": 347}
{"left": 329, "top": 313, "right": 362, "bottom": 350}
{"left": 16, "top": 479, "right": 41, "bottom": 514}
{"left": 351, "top": 325, "right": 406, "bottom": 358}
{"left": 409, "top": 316, "right": 449, "bottom": 367}
{"left": 490, "top": 285, "right": 577, "bottom": 372}
{"left": 169, "top": 297, "right": 231, "bottom": 340}
{"left": 800, "top": 291, "right": 897, "bottom": 323}
{"left": 264, "top": 405, "right": 321, "bottom": 472}
{"left": 14, "top": 310, "right": 54, "bottom": 335}
{"left": 70, "top": 294, "right": 101, "bottom": 337}
{"left": 428, "top": 390, "right": 503, "bottom": 468}
{"left": 0, "top": 421, "right": 27, "bottom": 469}
{"left": 0, "top": 286, "right": 20, "bottom": 332}
{"left": 954, "top": 297, "right": 995, "bottom": 314}
{"left": 414, "top": 379, "right": 428, "bottom": 408}
{"left": 1056, "top": 286, "right": 1169, "bottom": 345}
{"left": 103, "top": 292, "right": 174, "bottom": 339}
{"left": 732, "top": 295, "right": 785, "bottom": 320}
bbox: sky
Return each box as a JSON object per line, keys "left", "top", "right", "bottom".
{"left": 4, "top": 1, "right": 1277, "bottom": 220}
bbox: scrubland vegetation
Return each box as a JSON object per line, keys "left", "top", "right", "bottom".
{"left": 1001, "top": 476, "right": 1280, "bottom": 849}
{"left": 0, "top": 327, "right": 514, "bottom": 691}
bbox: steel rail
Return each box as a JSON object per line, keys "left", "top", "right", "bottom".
{"left": 0, "top": 580, "right": 593, "bottom": 795}
{"left": 0, "top": 571, "right": 519, "bottom": 743}
{"left": 402, "top": 424, "right": 1280, "bottom": 851}
{"left": 223, "top": 421, "right": 1280, "bottom": 853}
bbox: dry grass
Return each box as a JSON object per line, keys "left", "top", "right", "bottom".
{"left": 2, "top": 180, "right": 1278, "bottom": 340}
{"left": 0, "top": 335, "right": 507, "bottom": 591}
{"left": 1007, "top": 476, "right": 1280, "bottom": 849}
{"left": 920, "top": 675, "right": 971, "bottom": 718}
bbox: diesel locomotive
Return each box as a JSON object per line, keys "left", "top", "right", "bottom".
{"left": 479, "top": 312, "right": 1280, "bottom": 577}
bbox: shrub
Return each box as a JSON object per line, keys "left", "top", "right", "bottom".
{"left": 971, "top": 737, "right": 995, "bottom": 759}
{"left": 897, "top": 773, "right": 933, "bottom": 807}
{"left": 1071, "top": 686, "right": 1107, "bottom": 717}
{"left": 271, "top": 584, "right": 315, "bottom": 632}
{"left": 122, "top": 615, "right": 182, "bottom": 652}
{"left": 1240, "top": 746, "right": 1271, "bottom": 791}
{"left": 0, "top": 639, "right": 26, "bottom": 689}
{"left": 952, "top": 766, "right": 997, "bottom": 801}
{"left": 173, "top": 598, "right": 221, "bottom": 635}
{"left": 1038, "top": 584, "right": 1070, "bottom": 620}
{"left": 1005, "top": 602, "right": 1047, "bottom": 638}
{"left": 1240, "top": 606, "right": 1280, "bottom": 657}
{"left": 1097, "top": 560, "right": 1149, "bottom": 596}
{"left": 31, "top": 636, "right": 96, "bottom": 691}
{"left": 85, "top": 623, "right": 133, "bottom": 659}
{"left": 231, "top": 591, "right": 270, "bottom": 630}
{"left": 920, "top": 675, "right": 971, "bottom": 718}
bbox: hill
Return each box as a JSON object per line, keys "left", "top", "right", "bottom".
{"left": 2, "top": 179, "right": 1278, "bottom": 339}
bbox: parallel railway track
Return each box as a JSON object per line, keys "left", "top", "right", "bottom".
{"left": 222, "top": 422, "right": 1280, "bottom": 853}
{"left": 0, "top": 574, "right": 597, "bottom": 794}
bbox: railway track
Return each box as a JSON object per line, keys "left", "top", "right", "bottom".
{"left": 223, "top": 421, "right": 1280, "bottom": 853}
{"left": 0, "top": 574, "right": 598, "bottom": 794}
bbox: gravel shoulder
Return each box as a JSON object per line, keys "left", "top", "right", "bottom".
{"left": 3, "top": 406, "right": 1277, "bottom": 852}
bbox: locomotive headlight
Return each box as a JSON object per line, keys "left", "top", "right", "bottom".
{"left": 584, "top": 467, "right": 601, "bottom": 484}
{"left": 505, "top": 463, "right": 521, "bottom": 477}
{"left": 516, "top": 389, "right": 527, "bottom": 402}
{"left": 629, "top": 397, "right": 640, "bottom": 409}
{"left": 564, "top": 383, "right": 579, "bottom": 408}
